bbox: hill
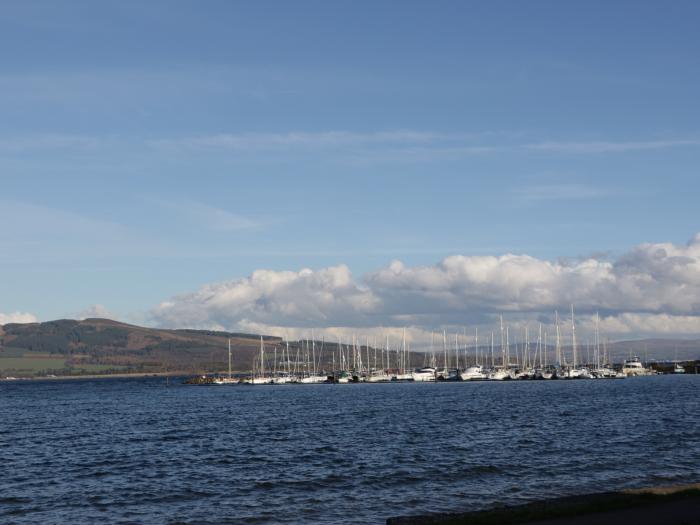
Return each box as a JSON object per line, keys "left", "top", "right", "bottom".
{"left": 0, "top": 318, "right": 281, "bottom": 377}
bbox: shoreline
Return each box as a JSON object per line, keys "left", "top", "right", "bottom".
{"left": 386, "top": 483, "right": 700, "bottom": 524}
{"left": 0, "top": 371, "right": 224, "bottom": 381}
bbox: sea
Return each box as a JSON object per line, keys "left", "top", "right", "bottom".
{"left": 2, "top": 375, "right": 699, "bottom": 524}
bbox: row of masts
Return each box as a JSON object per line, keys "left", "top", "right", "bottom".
{"left": 226, "top": 306, "right": 615, "bottom": 381}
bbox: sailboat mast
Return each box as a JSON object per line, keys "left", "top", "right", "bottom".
{"left": 571, "top": 304, "right": 577, "bottom": 368}
{"left": 228, "top": 338, "right": 232, "bottom": 379}
{"left": 311, "top": 330, "right": 316, "bottom": 376}
{"left": 455, "top": 332, "right": 459, "bottom": 370}
{"left": 442, "top": 329, "right": 447, "bottom": 371}
{"left": 595, "top": 312, "right": 600, "bottom": 369}
{"left": 259, "top": 335, "right": 264, "bottom": 380}
{"left": 366, "top": 336, "right": 370, "bottom": 375}
{"left": 555, "top": 310, "right": 561, "bottom": 366}
{"left": 402, "top": 328, "right": 407, "bottom": 375}
{"left": 544, "top": 330, "right": 547, "bottom": 367}
{"left": 500, "top": 315, "right": 506, "bottom": 367}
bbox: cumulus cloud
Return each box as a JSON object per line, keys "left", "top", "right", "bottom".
{"left": 151, "top": 265, "right": 379, "bottom": 331}
{"left": 149, "top": 234, "right": 700, "bottom": 341}
{"left": 0, "top": 311, "right": 38, "bottom": 325}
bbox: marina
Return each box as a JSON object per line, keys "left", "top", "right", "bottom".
{"left": 193, "top": 309, "right": 675, "bottom": 385}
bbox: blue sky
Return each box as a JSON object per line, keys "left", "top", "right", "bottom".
{"left": 1, "top": 1, "right": 700, "bottom": 339}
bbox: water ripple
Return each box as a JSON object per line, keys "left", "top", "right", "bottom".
{"left": 1, "top": 376, "right": 699, "bottom": 524}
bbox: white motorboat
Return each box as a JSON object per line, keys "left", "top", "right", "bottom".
{"left": 459, "top": 365, "right": 486, "bottom": 381}
{"left": 412, "top": 367, "right": 436, "bottom": 382}
{"left": 674, "top": 363, "right": 686, "bottom": 374}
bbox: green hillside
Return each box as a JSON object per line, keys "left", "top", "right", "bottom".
{"left": 0, "top": 318, "right": 280, "bottom": 377}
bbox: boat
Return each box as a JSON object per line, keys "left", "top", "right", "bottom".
{"left": 412, "top": 367, "right": 436, "bottom": 382}
{"left": 487, "top": 368, "right": 511, "bottom": 381}
{"left": 460, "top": 364, "right": 487, "bottom": 381}
{"left": 297, "top": 374, "right": 327, "bottom": 384}
{"left": 674, "top": 363, "right": 686, "bottom": 374}
{"left": 538, "top": 369, "right": 554, "bottom": 380}
{"left": 242, "top": 336, "right": 276, "bottom": 384}
{"left": 621, "top": 356, "right": 652, "bottom": 377}
{"left": 366, "top": 371, "right": 391, "bottom": 382}
{"left": 271, "top": 373, "right": 292, "bottom": 384}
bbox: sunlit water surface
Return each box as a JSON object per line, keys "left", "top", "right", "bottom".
{"left": 2, "top": 375, "right": 699, "bottom": 524}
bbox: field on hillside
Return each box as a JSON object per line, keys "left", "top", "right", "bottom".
{"left": 0, "top": 348, "right": 127, "bottom": 376}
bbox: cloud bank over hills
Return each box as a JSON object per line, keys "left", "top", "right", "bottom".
{"left": 149, "top": 234, "right": 700, "bottom": 343}
{"left": 0, "top": 312, "right": 38, "bottom": 325}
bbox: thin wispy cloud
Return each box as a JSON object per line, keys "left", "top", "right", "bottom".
{"left": 154, "top": 199, "right": 261, "bottom": 231}
{"left": 512, "top": 183, "right": 609, "bottom": 203}
{"left": 524, "top": 138, "right": 700, "bottom": 153}
{"left": 0, "top": 134, "right": 104, "bottom": 152}
{"left": 153, "top": 131, "right": 700, "bottom": 159}
{"left": 150, "top": 130, "right": 484, "bottom": 152}
{"left": 1, "top": 131, "right": 700, "bottom": 158}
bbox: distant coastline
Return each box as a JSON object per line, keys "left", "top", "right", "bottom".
{"left": 2, "top": 317, "right": 699, "bottom": 380}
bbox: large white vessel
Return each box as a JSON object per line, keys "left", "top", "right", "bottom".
{"left": 621, "top": 356, "right": 652, "bottom": 377}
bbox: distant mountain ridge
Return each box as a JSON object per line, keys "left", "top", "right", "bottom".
{"left": 0, "top": 318, "right": 281, "bottom": 376}
{"left": 0, "top": 318, "right": 698, "bottom": 377}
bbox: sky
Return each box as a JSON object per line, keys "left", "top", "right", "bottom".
{"left": 1, "top": 1, "right": 700, "bottom": 344}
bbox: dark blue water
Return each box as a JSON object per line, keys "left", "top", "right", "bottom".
{"left": 2, "top": 376, "right": 699, "bottom": 524}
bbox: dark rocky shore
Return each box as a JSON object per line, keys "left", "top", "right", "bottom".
{"left": 387, "top": 483, "right": 700, "bottom": 524}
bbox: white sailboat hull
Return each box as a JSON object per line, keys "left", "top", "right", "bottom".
{"left": 487, "top": 369, "right": 510, "bottom": 381}
{"left": 412, "top": 371, "right": 436, "bottom": 382}
{"left": 460, "top": 366, "right": 486, "bottom": 381}
{"left": 298, "top": 375, "right": 327, "bottom": 384}
{"left": 367, "top": 374, "right": 391, "bottom": 382}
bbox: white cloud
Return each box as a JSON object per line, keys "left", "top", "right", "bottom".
{"left": 75, "top": 304, "right": 117, "bottom": 321}
{"left": 591, "top": 313, "right": 700, "bottom": 335}
{"left": 0, "top": 311, "right": 38, "bottom": 325}
{"left": 151, "top": 265, "right": 379, "bottom": 331}
{"left": 149, "top": 233, "right": 700, "bottom": 342}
